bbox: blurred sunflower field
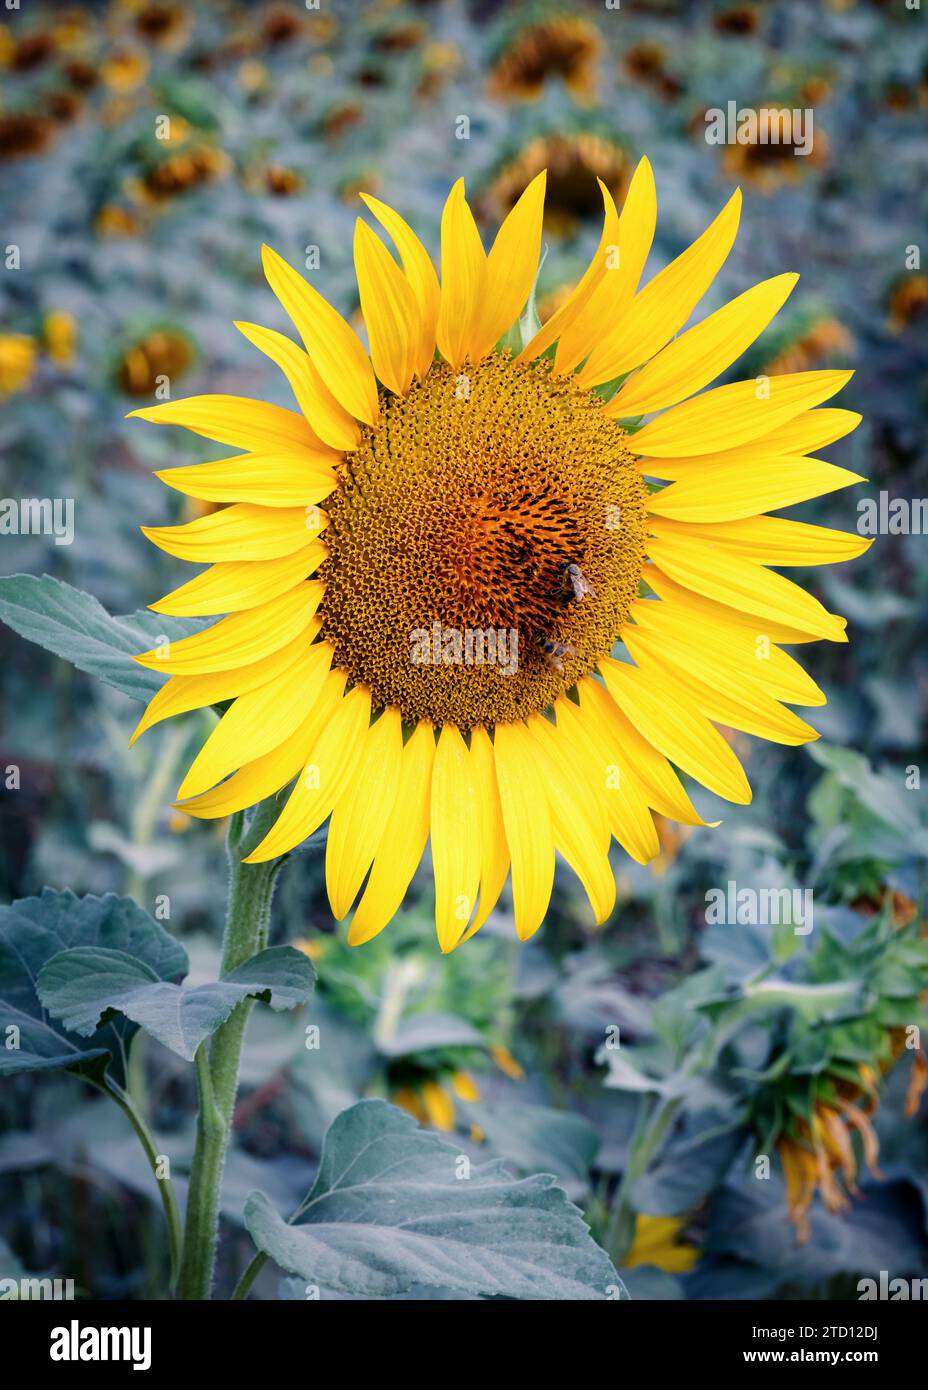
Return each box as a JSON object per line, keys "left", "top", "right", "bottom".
{"left": 1, "top": 0, "right": 927, "bottom": 1317}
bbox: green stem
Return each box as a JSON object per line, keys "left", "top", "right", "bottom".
{"left": 104, "top": 1079, "right": 184, "bottom": 1292}
{"left": 175, "top": 803, "right": 283, "bottom": 1301}
{"left": 606, "top": 1092, "right": 683, "bottom": 1267}
{"left": 230, "top": 1250, "right": 267, "bottom": 1301}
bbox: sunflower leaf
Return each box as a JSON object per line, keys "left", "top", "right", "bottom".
{"left": 0, "top": 573, "right": 204, "bottom": 702}
{"left": 243, "top": 1099, "right": 625, "bottom": 1300}
{"left": 37, "top": 945, "right": 315, "bottom": 1063}
{"left": 0, "top": 890, "right": 187, "bottom": 1082}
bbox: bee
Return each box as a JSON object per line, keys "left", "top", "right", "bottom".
{"left": 539, "top": 637, "right": 575, "bottom": 673}
{"left": 562, "top": 562, "right": 596, "bottom": 603}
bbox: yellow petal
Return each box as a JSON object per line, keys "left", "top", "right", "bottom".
{"left": 600, "top": 657, "right": 753, "bottom": 804}
{"left": 610, "top": 273, "right": 798, "bottom": 417}
{"left": 261, "top": 244, "right": 379, "bottom": 425}
{"left": 493, "top": 722, "right": 555, "bottom": 941}
{"left": 325, "top": 706, "right": 404, "bottom": 919}
{"left": 353, "top": 219, "right": 419, "bottom": 395}
{"left": 620, "top": 370, "right": 854, "bottom": 455}
{"left": 127, "top": 395, "right": 321, "bottom": 453}
{"left": 150, "top": 541, "right": 326, "bottom": 616}
{"left": 636, "top": 406, "right": 863, "bottom": 481}
{"left": 177, "top": 641, "right": 334, "bottom": 799}
{"left": 646, "top": 456, "right": 865, "bottom": 522}
{"left": 455, "top": 725, "right": 509, "bottom": 943}
{"left": 473, "top": 171, "right": 546, "bottom": 359}
{"left": 573, "top": 677, "right": 713, "bottom": 826}
{"left": 621, "top": 625, "right": 820, "bottom": 746}
{"left": 359, "top": 192, "right": 440, "bottom": 381}
{"left": 526, "top": 714, "right": 616, "bottom": 923}
{"left": 648, "top": 515, "right": 872, "bottom": 566}
{"left": 135, "top": 582, "right": 323, "bottom": 674}
{"left": 130, "top": 632, "right": 317, "bottom": 745}
{"left": 430, "top": 724, "right": 481, "bottom": 953}
{"left": 142, "top": 503, "right": 325, "bottom": 563}
{"left": 630, "top": 594, "right": 826, "bottom": 705}
{"left": 155, "top": 452, "right": 338, "bottom": 507}
{"left": 516, "top": 177, "right": 621, "bottom": 363}
{"left": 244, "top": 682, "right": 372, "bottom": 862}
{"left": 646, "top": 531, "right": 848, "bottom": 641}
{"left": 646, "top": 563, "right": 824, "bottom": 646}
{"left": 234, "top": 321, "right": 359, "bottom": 451}
{"left": 556, "top": 692, "right": 660, "bottom": 863}
{"left": 579, "top": 189, "right": 742, "bottom": 387}
{"left": 349, "top": 721, "right": 435, "bottom": 945}
{"left": 555, "top": 156, "right": 657, "bottom": 374}
{"left": 177, "top": 670, "right": 347, "bottom": 820}
{"left": 435, "top": 179, "right": 488, "bottom": 371}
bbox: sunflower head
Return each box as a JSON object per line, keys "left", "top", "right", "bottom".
{"left": 479, "top": 133, "right": 630, "bottom": 236}
{"left": 130, "top": 161, "right": 868, "bottom": 952}
{"left": 487, "top": 15, "right": 603, "bottom": 105}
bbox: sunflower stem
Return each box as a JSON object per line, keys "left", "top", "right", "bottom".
{"left": 176, "top": 802, "right": 282, "bottom": 1301}
{"left": 606, "top": 1093, "right": 683, "bottom": 1267}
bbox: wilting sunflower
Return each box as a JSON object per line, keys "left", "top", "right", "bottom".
{"left": 130, "top": 160, "right": 869, "bottom": 951}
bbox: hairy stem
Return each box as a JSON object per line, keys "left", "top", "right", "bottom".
{"left": 105, "top": 1079, "right": 184, "bottom": 1292}
{"left": 175, "top": 804, "right": 282, "bottom": 1300}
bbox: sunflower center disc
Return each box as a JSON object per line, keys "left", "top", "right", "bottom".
{"left": 318, "top": 355, "right": 648, "bottom": 729}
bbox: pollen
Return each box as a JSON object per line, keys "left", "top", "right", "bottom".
{"left": 318, "top": 355, "right": 648, "bottom": 730}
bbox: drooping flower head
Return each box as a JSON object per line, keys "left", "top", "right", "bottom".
{"left": 130, "top": 161, "right": 869, "bottom": 951}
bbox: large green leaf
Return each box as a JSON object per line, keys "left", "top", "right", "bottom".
{"left": 467, "top": 1101, "right": 601, "bottom": 1199}
{"left": 244, "top": 1099, "right": 625, "bottom": 1301}
{"left": 0, "top": 574, "right": 203, "bottom": 702}
{"left": 37, "top": 945, "right": 315, "bottom": 1062}
{"left": 0, "top": 890, "right": 187, "bottom": 1079}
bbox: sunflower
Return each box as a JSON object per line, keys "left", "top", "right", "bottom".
{"left": 130, "top": 161, "right": 869, "bottom": 952}
{"left": 487, "top": 15, "right": 603, "bottom": 105}
{"left": 479, "top": 133, "right": 630, "bottom": 236}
